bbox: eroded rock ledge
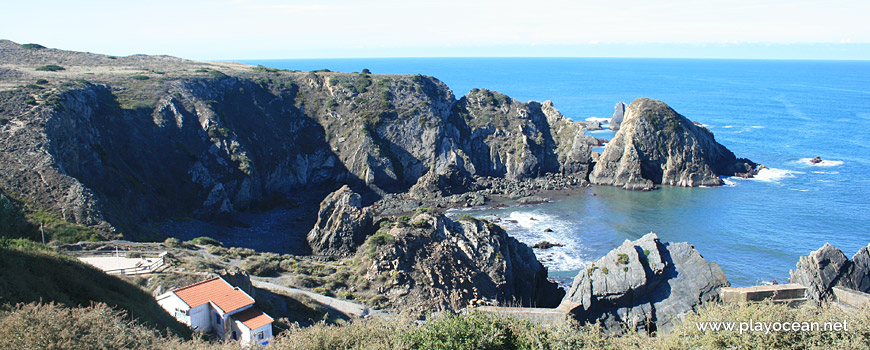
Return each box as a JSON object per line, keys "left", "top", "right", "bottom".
{"left": 561, "top": 233, "right": 729, "bottom": 333}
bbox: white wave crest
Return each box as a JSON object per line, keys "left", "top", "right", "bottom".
{"left": 751, "top": 168, "right": 796, "bottom": 182}
{"left": 798, "top": 158, "right": 844, "bottom": 167}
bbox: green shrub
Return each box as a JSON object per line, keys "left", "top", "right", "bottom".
{"left": 129, "top": 101, "right": 153, "bottom": 110}
{"left": 24, "top": 98, "right": 36, "bottom": 105}
{"left": 410, "top": 220, "right": 429, "bottom": 229}
{"left": 241, "top": 255, "right": 279, "bottom": 276}
{"left": 253, "top": 65, "right": 279, "bottom": 73}
{"left": 26, "top": 210, "right": 100, "bottom": 243}
{"left": 208, "top": 70, "right": 228, "bottom": 79}
{"left": 35, "top": 79, "right": 49, "bottom": 85}
{"left": 190, "top": 236, "right": 222, "bottom": 246}
{"left": 20, "top": 43, "right": 45, "bottom": 50}
{"left": 130, "top": 74, "right": 150, "bottom": 80}
{"left": 163, "top": 237, "right": 182, "bottom": 248}
{"left": 35, "top": 65, "right": 65, "bottom": 72}
{"left": 616, "top": 253, "right": 630, "bottom": 265}
{"left": 457, "top": 214, "right": 476, "bottom": 222}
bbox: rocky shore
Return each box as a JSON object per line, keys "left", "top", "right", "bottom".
{"left": 1, "top": 41, "right": 807, "bottom": 329}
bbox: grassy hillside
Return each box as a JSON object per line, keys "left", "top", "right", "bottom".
{"left": 0, "top": 240, "right": 191, "bottom": 337}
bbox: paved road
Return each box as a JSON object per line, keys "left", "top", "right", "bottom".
{"left": 251, "top": 278, "right": 388, "bottom": 318}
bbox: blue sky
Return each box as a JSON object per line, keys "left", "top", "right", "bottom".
{"left": 2, "top": 0, "right": 868, "bottom": 60}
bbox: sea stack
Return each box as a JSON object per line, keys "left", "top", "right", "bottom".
{"left": 590, "top": 98, "right": 757, "bottom": 190}
{"left": 609, "top": 101, "right": 626, "bottom": 131}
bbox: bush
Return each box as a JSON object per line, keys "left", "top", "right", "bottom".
{"left": 190, "top": 236, "right": 222, "bottom": 246}
{"left": 410, "top": 220, "right": 430, "bottom": 229}
{"left": 458, "top": 214, "right": 476, "bottom": 222}
{"left": 35, "top": 65, "right": 65, "bottom": 72}
{"left": 616, "top": 253, "right": 630, "bottom": 265}
{"left": 208, "top": 70, "right": 228, "bottom": 79}
{"left": 241, "top": 255, "right": 279, "bottom": 276}
{"left": 163, "top": 237, "right": 182, "bottom": 248}
{"left": 35, "top": 79, "right": 49, "bottom": 85}
{"left": 130, "top": 74, "right": 150, "bottom": 80}
{"left": 27, "top": 210, "right": 100, "bottom": 243}
{"left": 20, "top": 43, "right": 45, "bottom": 50}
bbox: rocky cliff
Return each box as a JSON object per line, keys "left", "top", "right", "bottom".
{"left": 590, "top": 98, "right": 756, "bottom": 190}
{"left": 363, "top": 211, "right": 564, "bottom": 313}
{"left": 789, "top": 243, "right": 870, "bottom": 305}
{"left": 561, "top": 233, "right": 728, "bottom": 333}
{"left": 0, "top": 40, "right": 595, "bottom": 240}
{"left": 307, "top": 185, "right": 373, "bottom": 256}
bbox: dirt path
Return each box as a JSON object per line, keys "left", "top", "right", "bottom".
{"left": 251, "top": 278, "right": 388, "bottom": 318}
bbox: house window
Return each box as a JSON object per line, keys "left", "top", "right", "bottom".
{"left": 257, "top": 331, "right": 264, "bottom": 340}
{"left": 215, "top": 313, "right": 221, "bottom": 325}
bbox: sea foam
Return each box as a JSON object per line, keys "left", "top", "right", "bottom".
{"left": 798, "top": 158, "right": 844, "bottom": 167}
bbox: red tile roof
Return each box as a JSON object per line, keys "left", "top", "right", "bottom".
{"left": 172, "top": 277, "right": 254, "bottom": 313}
{"left": 233, "top": 307, "right": 273, "bottom": 330}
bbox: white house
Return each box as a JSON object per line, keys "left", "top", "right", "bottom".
{"left": 157, "top": 276, "right": 273, "bottom": 345}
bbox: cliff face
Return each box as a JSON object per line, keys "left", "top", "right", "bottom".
{"left": 590, "top": 98, "right": 756, "bottom": 190}
{"left": 0, "top": 40, "right": 594, "bottom": 239}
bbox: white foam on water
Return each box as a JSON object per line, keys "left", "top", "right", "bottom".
{"left": 811, "top": 171, "right": 840, "bottom": 174}
{"left": 720, "top": 177, "right": 738, "bottom": 187}
{"left": 750, "top": 125, "right": 765, "bottom": 129}
{"left": 789, "top": 188, "right": 810, "bottom": 192}
{"left": 797, "top": 158, "right": 844, "bottom": 167}
{"left": 492, "top": 211, "right": 588, "bottom": 272}
{"left": 749, "top": 168, "right": 796, "bottom": 182}
{"left": 723, "top": 125, "right": 735, "bottom": 128}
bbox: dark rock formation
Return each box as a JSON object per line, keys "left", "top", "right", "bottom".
{"left": 590, "top": 98, "right": 756, "bottom": 190}
{"left": 531, "top": 240, "right": 563, "bottom": 249}
{"left": 562, "top": 233, "right": 728, "bottom": 333}
{"left": 789, "top": 243, "right": 870, "bottom": 305}
{"left": 610, "top": 101, "right": 626, "bottom": 131}
{"left": 810, "top": 156, "right": 822, "bottom": 164}
{"left": 365, "top": 213, "right": 564, "bottom": 313}
{"left": 307, "top": 185, "right": 373, "bottom": 256}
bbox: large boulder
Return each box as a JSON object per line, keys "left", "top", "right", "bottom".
{"left": 609, "top": 101, "right": 626, "bottom": 131}
{"left": 365, "top": 213, "right": 564, "bottom": 313}
{"left": 306, "top": 185, "right": 374, "bottom": 256}
{"left": 789, "top": 243, "right": 870, "bottom": 305}
{"left": 590, "top": 98, "right": 756, "bottom": 190}
{"left": 561, "top": 233, "right": 728, "bottom": 333}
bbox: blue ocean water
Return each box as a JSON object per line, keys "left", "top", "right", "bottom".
{"left": 241, "top": 58, "right": 870, "bottom": 287}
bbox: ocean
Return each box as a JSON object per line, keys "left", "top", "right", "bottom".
{"left": 240, "top": 58, "right": 870, "bottom": 287}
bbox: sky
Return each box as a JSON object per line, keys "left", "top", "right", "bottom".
{"left": 2, "top": 0, "right": 869, "bottom": 60}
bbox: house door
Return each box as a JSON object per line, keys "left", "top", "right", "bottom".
{"left": 231, "top": 331, "right": 237, "bottom": 340}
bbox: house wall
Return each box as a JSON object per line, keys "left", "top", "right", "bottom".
{"left": 189, "top": 304, "right": 212, "bottom": 333}
{"left": 156, "top": 293, "right": 190, "bottom": 326}
{"left": 250, "top": 323, "right": 273, "bottom": 345}
{"left": 235, "top": 321, "right": 272, "bottom": 346}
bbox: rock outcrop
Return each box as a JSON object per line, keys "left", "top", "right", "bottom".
{"left": 364, "top": 213, "right": 564, "bottom": 313}
{"left": 0, "top": 41, "right": 596, "bottom": 239}
{"left": 789, "top": 243, "right": 870, "bottom": 305}
{"left": 307, "top": 185, "right": 373, "bottom": 256}
{"left": 610, "top": 101, "right": 626, "bottom": 131}
{"left": 561, "top": 233, "right": 728, "bottom": 333}
{"left": 590, "top": 98, "right": 756, "bottom": 190}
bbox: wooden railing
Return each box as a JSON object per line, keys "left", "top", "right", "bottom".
{"left": 102, "top": 252, "right": 168, "bottom": 275}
